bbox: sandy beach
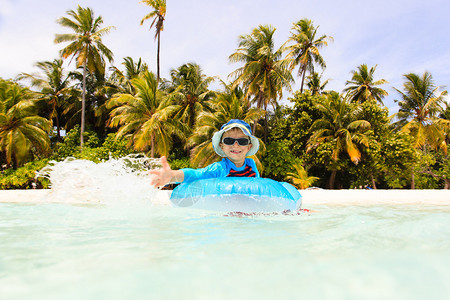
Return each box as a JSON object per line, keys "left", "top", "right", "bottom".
{"left": 1, "top": 189, "right": 448, "bottom": 206}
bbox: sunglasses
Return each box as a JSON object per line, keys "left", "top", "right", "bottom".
{"left": 222, "top": 137, "right": 251, "bottom": 146}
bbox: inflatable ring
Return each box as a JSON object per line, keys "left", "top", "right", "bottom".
{"left": 170, "top": 177, "right": 301, "bottom": 212}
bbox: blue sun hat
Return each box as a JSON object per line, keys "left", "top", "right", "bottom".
{"left": 212, "top": 119, "right": 260, "bottom": 157}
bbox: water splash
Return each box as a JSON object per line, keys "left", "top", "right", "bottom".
{"left": 37, "top": 154, "right": 169, "bottom": 205}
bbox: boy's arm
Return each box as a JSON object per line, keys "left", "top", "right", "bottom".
{"left": 182, "top": 160, "right": 225, "bottom": 183}
{"left": 149, "top": 156, "right": 184, "bottom": 188}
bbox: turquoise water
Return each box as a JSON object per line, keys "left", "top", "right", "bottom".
{"left": 1, "top": 201, "right": 449, "bottom": 300}
{"left": 2, "top": 158, "right": 449, "bottom": 299}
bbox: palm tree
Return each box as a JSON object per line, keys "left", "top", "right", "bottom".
{"left": 394, "top": 72, "right": 448, "bottom": 151}
{"left": 140, "top": 0, "right": 166, "bottom": 82}
{"left": 306, "top": 72, "right": 329, "bottom": 95}
{"left": 0, "top": 79, "right": 51, "bottom": 168}
{"left": 229, "top": 24, "right": 293, "bottom": 140}
{"left": 307, "top": 92, "right": 371, "bottom": 189}
{"left": 107, "top": 71, "right": 186, "bottom": 157}
{"left": 167, "top": 63, "right": 216, "bottom": 130}
{"left": 54, "top": 5, "right": 115, "bottom": 147}
{"left": 188, "top": 83, "right": 265, "bottom": 168}
{"left": 344, "top": 64, "right": 388, "bottom": 103}
{"left": 394, "top": 72, "right": 449, "bottom": 188}
{"left": 285, "top": 164, "right": 319, "bottom": 189}
{"left": 86, "top": 58, "right": 148, "bottom": 137}
{"left": 285, "top": 18, "right": 333, "bottom": 93}
{"left": 18, "top": 59, "right": 73, "bottom": 142}
{"left": 110, "top": 57, "right": 149, "bottom": 95}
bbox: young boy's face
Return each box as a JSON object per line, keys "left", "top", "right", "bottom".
{"left": 219, "top": 128, "right": 252, "bottom": 167}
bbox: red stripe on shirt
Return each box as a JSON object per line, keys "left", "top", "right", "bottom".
{"left": 227, "top": 165, "right": 256, "bottom": 177}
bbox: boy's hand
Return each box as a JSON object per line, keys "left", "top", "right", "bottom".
{"left": 149, "top": 156, "right": 173, "bottom": 188}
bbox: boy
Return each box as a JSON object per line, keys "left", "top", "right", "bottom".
{"left": 150, "top": 119, "right": 260, "bottom": 188}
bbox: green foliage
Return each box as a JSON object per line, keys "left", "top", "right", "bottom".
{"left": 271, "top": 91, "right": 323, "bottom": 156}
{"left": 346, "top": 100, "right": 389, "bottom": 188}
{"left": 305, "top": 92, "right": 373, "bottom": 188}
{"left": 261, "top": 140, "right": 300, "bottom": 181}
{"left": 51, "top": 125, "right": 100, "bottom": 160}
{"left": 51, "top": 126, "right": 133, "bottom": 163}
{"left": 380, "top": 132, "right": 417, "bottom": 188}
{"left": 305, "top": 140, "right": 348, "bottom": 173}
{"left": 306, "top": 72, "right": 329, "bottom": 95}
{"left": 108, "top": 71, "right": 186, "bottom": 157}
{"left": 285, "top": 163, "right": 319, "bottom": 189}
{"left": 17, "top": 58, "right": 73, "bottom": 143}
{"left": 168, "top": 157, "right": 191, "bottom": 170}
{"left": 0, "top": 159, "right": 50, "bottom": 189}
{"left": 346, "top": 137, "right": 383, "bottom": 188}
{"left": 267, "top": 91, "right": 342, "bottom": 187}
{"left": 415, "top": 149, "right": 450, "bottom": 189}
{"left": 167, "top": 63, "right": 216, "bottom": 129}
{"left": 413, "top": 172, "right": 441, "bottom": 189}
{"left": 358, "top": 100, "right": 390, "bottom": 135}
{"left": 0, "top": 78, "right": 51, "bottom": 167}
{"left": 440, "top": 102, "right": 450, "bottom": 120}
{"left": 95, "top": 133, "right": 134, "bottom": 160}
{"left": 437, "top": 153, "right": 450, "bottom": 181}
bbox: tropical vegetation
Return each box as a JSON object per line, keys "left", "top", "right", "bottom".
{"left": 1, "top": 4, "right": 448, "bottom": 190}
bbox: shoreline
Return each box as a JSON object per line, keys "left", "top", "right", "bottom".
{"left": 1, "top": 189, "right": 449, "bottom": 206}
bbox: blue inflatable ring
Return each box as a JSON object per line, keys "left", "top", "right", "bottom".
{"left": 170, "top": 177, "right": 302, "bottom": 212}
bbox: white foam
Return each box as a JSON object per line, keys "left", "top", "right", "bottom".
{"left": 4, "top": 155, "right": 170, "bottom": 206}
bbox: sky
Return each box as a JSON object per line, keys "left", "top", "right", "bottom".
{"left": 1, "top": 0, "right": 449, "bottom": 114}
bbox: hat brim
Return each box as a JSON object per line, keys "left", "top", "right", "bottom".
{"left": 212, "top": 127, "right": 259, "bottom": 157}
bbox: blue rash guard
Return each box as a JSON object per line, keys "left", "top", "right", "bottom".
{"left": 181, "top": 158, "right": 260, "bottom": 184}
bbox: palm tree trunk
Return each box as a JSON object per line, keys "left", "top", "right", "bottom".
{"left": 150, "top": 133, "right": 155, "bottom": 158}
{"left": 328, "top": 169, "right": 337, "bottom": 189}
{"left": 80, "top": 60, "right": 87, "bottom": 148}
{"left": 55, "top": 114, "right": 61, "bottom": 142}
{"left": 263, "top": 103, "right": 268, "bottom": 143}
{"left": 300, "top": 65, "right": 307, "bottom": 93}
{"left": 252, "top": 121, "right": 257, "bottom": 135}
{"left": 156, "top": 32, "right": 161, "bottom": 83}
{"left": 411, "top": 172, "right": 415, "bottom": 189}
{"left": 264, "top": 113, "right": 268, "bottom": 143}
{"left": 252, "top": 89, "right": 264, "bottom": 134}
{"left": 371, "top": 174, "right": 377, "bottom": 189}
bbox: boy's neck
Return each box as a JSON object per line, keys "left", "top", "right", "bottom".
{"left": 226, "top": 157, "right": 245, "bottom": 168}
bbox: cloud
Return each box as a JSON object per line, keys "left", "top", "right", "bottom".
{"left": 0, "top": 0, "right": 13, "bottom": 17}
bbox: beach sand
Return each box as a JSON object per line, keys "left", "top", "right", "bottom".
{"left": 1, "top": 189, "right": 448, "bottom": 206}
